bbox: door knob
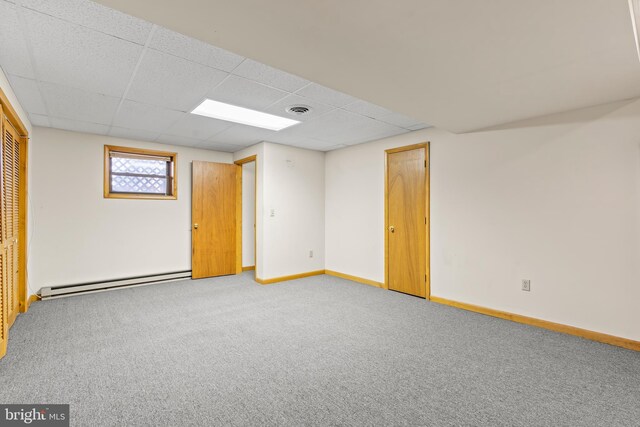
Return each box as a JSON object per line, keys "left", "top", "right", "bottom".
{"left": 194, "top": 223, "right": 199, "bottom": 229}
{"left": 389, "top": 226, "right": 395, "bottom": 233}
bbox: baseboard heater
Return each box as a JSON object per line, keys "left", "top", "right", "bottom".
{"left": 39, "top": 270, "right": 192, "bottom": 299}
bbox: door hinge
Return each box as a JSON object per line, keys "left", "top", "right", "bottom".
{"left": 425, "top": 274, "right": 427, "bottom": 282}
{"left": 424, "top": 160, "right": 427, "bottom": 168}
{"left": 424, "top": 217, "right": 426, "bottom": 224}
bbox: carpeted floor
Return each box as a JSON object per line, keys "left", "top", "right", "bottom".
{"left": 1, "top": 272, "right": 638, "bottom": 426}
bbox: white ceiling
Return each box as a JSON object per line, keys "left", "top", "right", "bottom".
{"left": 91, "top": 0, "right": 640, "bottom": 133}
{"left": 0, "top": 0, "right": 429, "bottom": 152}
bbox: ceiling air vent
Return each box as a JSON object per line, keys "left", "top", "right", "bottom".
{"left": 286, "top": 105, "right": 312, "bottom": 116}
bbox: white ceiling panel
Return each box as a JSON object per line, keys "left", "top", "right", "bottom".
{"left": 40, "top": 81, "right": 120, "bottom": 124}
{"left": 149, "top": 27, "right": 244, "bottom": 72}
{"left": 25, "top": 9, "right": 142, "bottom": 97}
{"left": 108, "top": 126, "right": 159, "bottom": 142}
{"left": 377, "top": 111, "right": 424, "bottom": 129}
{"left": 112, "top": 100, "right": 183, "bottom": 132}
{"left": 164, "top": 113, "right": 232, "bottom": 140}
{"left": 0, "top": 1, "right": 36, "bottom": 78}
{"left": 264, "top": 94, "right": 334, "bottom": 122}
{"left": 21, "top": 0, "right": 153, "bottom": 45}
{"left": 232, "top": 58, "right": 310, "bottom": 92}
{"left": 196, "top": 141, "right": 246, "bottom": 152}
{"left": 206, "top": 75, "right": 288, "bottom": 110}
{"left": 407, "top": 123, "right": 431, "bottom": 131}
{"left": 330, "top": 121, "right": 407, "bottom": 145}
{"left": 126, "top": 49, "right": 227, "bottom": 111}
{"left": 283, "top": 108, "right": 373, "bottom": 141}
{"left": 342, "top": 99, "right": 393, "bottom": 120}
{"left": 156, "top": 134, "right": 204, "bottom": 147}
{"left": 7, "top": 74, "right": 47, "bottom": 115}
{"left": 295, "top": 83, "right": 359, "bottom": 108}
{"left": 293, "top": 139, "right": 346, "bottom": 152}
{"left": 28, "top": 113, "right": 50, "bottom": 127}
{"left": 49, "top": 117, "right": 109, "bottom": 135}
{"left": 208, "top": 124, "right": 273, "bottom": 146}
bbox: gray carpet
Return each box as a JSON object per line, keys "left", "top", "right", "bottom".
{"left": 1, "top": 272, "right": 638, "bottom": 426}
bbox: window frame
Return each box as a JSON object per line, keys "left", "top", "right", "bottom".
{"left": 103, "top": 145, "right": 178, "bottom": 200}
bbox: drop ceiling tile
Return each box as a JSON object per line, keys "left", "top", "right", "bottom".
{"left": 263, "top": 94, "right": 334, "bottom": 122}
{"left": 127, "top": 49, "right": 228, "bottom": 111}
{"left": 377, "top": 111, "right": 424, "bottom": 129}
{"left": 328, "top": 119, "right": 407, "bottom": 145}
{"left": 206, "top": 75, "right": 288, "bottom": 110}
{"left": 207, "top": 124, "right": 273, "bottom": 146}
{"left": 164, "top": 113, "right": 232, "bottom": 140}
{"left": 28, "top": 113, "right": 50, "bottom": 127}
{"left": 40, "top": 82, "right": 120, "bottom": 125}
{"left": 0, "top": 1, "right": 36, "bottom": 78}
{"left": 295, "top": 83, "right": 359, "bottom": 107}
{"left": 283, "top": 138, "right": 337, "bottom": 151}
{"left": 407, "top": 123, "right": 432, "bottom": 131}
{"left": 196, "top": 141, "right": 246, "bottom": 152}
{"left": 25, "top": 9, "right": 142, "bottom": 97}
{"left": 21, "top": 0, "right": 153, "bottom": 44}
{"left": 232, "top": 59, "right": 310, "bottom": 92}
{"left": 112, "top": 100, "right": 183, "bottom": 133}
{"left": 342, "top": 99, "right": 393, "bottom": 119}
{"left": 49, "top": 117, "right": 109, "bottom": 135}
{"left": 285, "top": 108, "right": 372, "bottom": 140}
{"left": 149, "top": 27, "right": 244, "bottom": 72}
{"left": 156, "top": 134, "right": 204, "bottom": 148}
{"left": 7, "top": 75, "right": 47, "bottom": 115}
{"left": 108, "top": 127, "right": 160, "bottom": 142}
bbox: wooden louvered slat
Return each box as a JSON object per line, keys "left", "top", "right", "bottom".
{"left": 12, "top": 136, "right": 19, "bottom": 316}
{"left": 0, "top": 110, "right": 4, "bottom": 347}
{"left": 3, "top": 119, "right": 20, "bottom": 327}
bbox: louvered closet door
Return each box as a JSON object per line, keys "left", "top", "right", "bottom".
{"left": 0, "top": 108, "right": 6, "bottom": 354}
{"left": 2, "top": 116, "right": 20, "bottom": 327}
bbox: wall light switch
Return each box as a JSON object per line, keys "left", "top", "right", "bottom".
{"left": 270, "top": 209, "right": 275, "bottom": 217}
{"left": 522, "top": 279, "right": 531, "bottom": 292}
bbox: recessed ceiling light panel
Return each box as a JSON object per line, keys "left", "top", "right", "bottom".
{"left": 191, "top": 99, "right": 300, "bottom": 131}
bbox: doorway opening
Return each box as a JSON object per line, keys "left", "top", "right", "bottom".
{"left": 235, "top": 155, "right": 257, "bottom": 281}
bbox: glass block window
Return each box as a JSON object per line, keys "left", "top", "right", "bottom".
{"left": 104, "top": 145, "right": 177, "bottom": 200}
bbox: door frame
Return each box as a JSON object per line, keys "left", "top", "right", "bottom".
{"left": 234, "top": 155, "right": 257, "bottom": 281}
{"left": 384, "top": 142, "right": 430, "bottom": 299}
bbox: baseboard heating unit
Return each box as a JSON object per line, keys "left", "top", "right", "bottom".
{"left": 39, "top": 270, "right": 192, "bottom": 299}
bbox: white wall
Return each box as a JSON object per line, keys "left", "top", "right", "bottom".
{"left": 262, "top": 143, "right": 325, "bottom": 278}
{"left": 234, "top": 142, "right": 325, "bottom": 280}
{"left": 241, "top": 161, "right": 255, "bottom": 267}
{"left": 29, "top": 127, "right": 232, "bottom": 290}
{"left": 325, "top": 99, "right": 640, "bottom": 341}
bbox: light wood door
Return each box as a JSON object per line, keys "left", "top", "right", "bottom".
{"left": 192, "top": 161, "right": 239, "bottom": 279}
{"left": 386, "top": 145, "right": 428, "bottom": 298}
{"left": 0, "top": 107, "right": 6, "bottom": 356}
{"left": 1, "top": 116, "right": 20, "bottom": 325}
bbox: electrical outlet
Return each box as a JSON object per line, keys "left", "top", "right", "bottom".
{"left": 522, "top": 279, "right": 531, "bottom": 292}
{"left": 270, "top": 209, "right": 275, "bottom": 217}
{"left": 309, "top": 250, "right": 313, "bottom": 258}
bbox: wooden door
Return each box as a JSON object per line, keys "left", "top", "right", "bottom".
{"left": 386, "top": 144, "right": 428, "bottom": 298}
{"left": 2, "top": 116, "right": 20, "bottom": 325}
{"left": 0, "top": 107, "right": 6, "bottom": 356}
{"left": 192, "top": 161, "right": 239, "bottom": 279}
